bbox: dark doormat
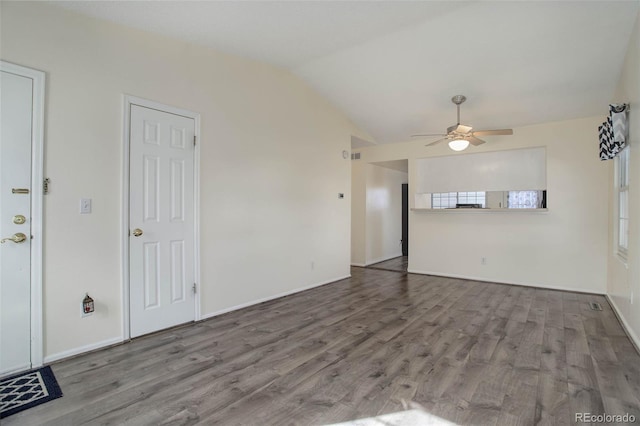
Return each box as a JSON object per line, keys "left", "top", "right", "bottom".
{"left": 0, "top": 365, "right": 63, "bottom": 418}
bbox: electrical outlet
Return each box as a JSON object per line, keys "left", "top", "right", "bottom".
{"left": 481, "top": 257, "right": 487, "bottom": 265}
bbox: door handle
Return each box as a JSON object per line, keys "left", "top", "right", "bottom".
{"left": 132, "top": 228, "right": 143, "bottom": 237}
{"left": 1, "top": 233, "right": 27, "bottom": 244}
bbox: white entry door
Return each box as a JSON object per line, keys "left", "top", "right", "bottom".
{"left": 129, "top": 104, "right": 196, "bottom": 338}
{"left": 0, "top": 65, "right": 42, "bottom": 376}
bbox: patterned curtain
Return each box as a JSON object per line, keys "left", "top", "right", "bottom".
{"left": 600, "top": 103, "right": 629, "bottom": 160}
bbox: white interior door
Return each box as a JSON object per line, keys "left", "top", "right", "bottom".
{"left": 0, "top": 70, "right": 33, "bottom": 375}
{"left": 129, "top": 104, "right": 196, "bottom": 338}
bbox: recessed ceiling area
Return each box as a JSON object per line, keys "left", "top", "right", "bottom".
{"left": 53, "top": 1, "right": 640, "bottom": 145}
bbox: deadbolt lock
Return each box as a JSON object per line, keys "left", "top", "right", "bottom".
{"left": 13, "top": 215, "right": 26, "bottom": 225}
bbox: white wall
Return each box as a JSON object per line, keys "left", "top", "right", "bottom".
{"left": 353, "top": 116, "right": 610, "bottom": 293}
{"left": 365, "top": 164, "right": 407, "bottom": 265}
{"left": 351, "top": 159, "right": 367, "bottom": 266}
{"left": 1, "top": 2, "right": 369, "bottom": 360}
{"left": 608, "top": 10, "right": 640, "bottom": 348}
{"left": 415, "top": 147, "right": 546, "bottom": 193}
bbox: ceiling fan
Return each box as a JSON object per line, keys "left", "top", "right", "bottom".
{"left": 412, "top": 95, "right": 513, "bottom": 151}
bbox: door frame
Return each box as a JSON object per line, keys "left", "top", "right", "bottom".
{"left": 121, "top": 95, "right": 201, "bottom": 340}
{"left": 0, "top": 61, "right": 45, "bottom": 371}
{"left": 401, "top": 183, "right": 408, "bottom": 257}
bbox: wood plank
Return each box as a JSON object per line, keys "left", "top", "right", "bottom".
{"left": 497, "top": 368, "right": 539, "bottom": 424}
{"left": 591, "top": 359, "right": 640, "bottom": 406}
{"left": 535, "top": 372, "right": 571, "bottom": 426}
{"left": 541, "top": 325, "right": 567, "bottom": 379}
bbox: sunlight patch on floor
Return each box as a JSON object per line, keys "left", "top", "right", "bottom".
{"left": 325, "top": 409, "right": 457, "bottom": 426}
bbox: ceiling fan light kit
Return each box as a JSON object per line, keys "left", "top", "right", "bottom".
{"left": 412, "top": 95, "right": 514, "bottom": 152}
{"left": 448, "top": 139, "right": 470, "bottom": 151}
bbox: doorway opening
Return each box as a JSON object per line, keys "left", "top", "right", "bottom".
{"left": 363, "top": 160, "right": 408, "bottom": 273}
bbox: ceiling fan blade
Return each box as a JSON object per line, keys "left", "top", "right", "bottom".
{"left": 467, "top": 136, "right": 486, "bottom": 146}
{"left": 447, "top": 124, "right": 473, "bottom": 134}
{"left": 472, "top": 129, "right": 513, "bottom": 136}
{"left": 411, "top": 133, "right": 447, "bottom": 137}
{"left": 425, "top": 138, "right": 448, "bottom": 147}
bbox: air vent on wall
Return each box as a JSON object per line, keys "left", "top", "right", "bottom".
{"left": 351, "top": 152, "right": 361, "bottom": 160}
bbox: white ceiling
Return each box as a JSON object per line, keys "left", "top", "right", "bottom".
{"left": 53, "top": 1, "right": 639, "bottom": 144}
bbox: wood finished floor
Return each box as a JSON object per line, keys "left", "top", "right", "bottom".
{"left": 6, "top": 267, "right": 640, "bottom": 425}
{"left": 366, "top": 256, "right": 408, "bottom": 273}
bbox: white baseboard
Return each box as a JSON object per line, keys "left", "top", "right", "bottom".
{"left": 200, "top": 275, "right": 352, "bottom": 321}
{"left": 406, "top": 269, "right": 606, "bottom": 295}
{"left": 605, "top": 295, "right": 640, "bottom": 354}
{"left": 366, "top": 253, "right": 403, "bottom": 266}
{"left": 44, "top": 336, "right": 123, "bottom": 364}
{"left": 351, "top": 263, "right": 366, "bottom": 267}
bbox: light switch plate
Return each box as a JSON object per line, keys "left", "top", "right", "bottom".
{"left": 80, "top": 198, "right": 92, "bottom": 214}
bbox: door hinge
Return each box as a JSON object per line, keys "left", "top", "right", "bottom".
{"left": 192, "top": 283, "right": 197, "bottom": 294}
{"left": 43, "top": 178, "right": 50, "bottom": 194}
{"left": 193, "top": 135, "right": 196, "bottom": 146}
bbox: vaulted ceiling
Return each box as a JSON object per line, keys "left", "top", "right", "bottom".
{"left": 53, "top": 1, "right": 639, "bottom": 144}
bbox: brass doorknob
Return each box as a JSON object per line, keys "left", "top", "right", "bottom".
{"left": 132, "top": 228, "right": 143, "bottom": 237}
{"left": 1, "top": 233, "right": 27, "bottom": 244}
